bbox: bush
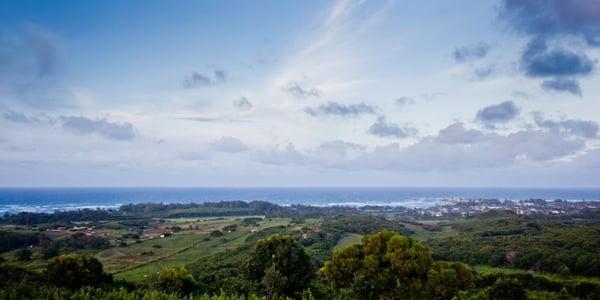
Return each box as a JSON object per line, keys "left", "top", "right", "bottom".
{"left": 46, "top": 254, "right": 112, "bottom": 290}
{"left": 245, "top": 234, "right": 314, "bottom": 298}
{"left": 42, "top": 243, "right": 60, "bottom": 259}
{"left": 147, "top": 267, "right": 197, "bottom": 295}
{"left": 487, "top": 278, "right": 527, "bottom": 300}
{"left": 61, "top": 233, "right": 110, "bottom": 250}
{"left": 0, "top": 231, "right": 39, "bottom": 253}
{"left": 223, "top": 224, "right": 238, "bottom": 232}
{"left": 15, "top": 248, "right": 32, "bottom": 261}
{"left": 210, "top": 230, "right": 223, "bottom": 237}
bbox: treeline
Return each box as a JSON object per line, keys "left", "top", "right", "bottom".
{"left": 1, "top": 201, "right": 365, "bottom": 225}
{"left": 0, "top": 231, "right": 40, "bottom": 253}
{"left": 0, "top": 231, "right": 110, "bottom": 262}
{"left": 1, "top": 209, "right": 118, "bottom": 225}
{"left": 122, "top": 201, "right": 362, "bottom": 218}
{"left": 427, "top": 212, "right": 600, "bottom": 277}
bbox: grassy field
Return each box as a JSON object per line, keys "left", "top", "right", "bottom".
{"left": 334, "top": 233, "right": 362, "bottom": 249}
{"left": 103, "top": 216, "right": 292, "bottom": 281}
{"left": 474, "top": 265, "right": 600, "bottom": 284}
{"left": 108, "top": 231, "right": 249, "bottom": 281}
{"left": 399, "top": 221, "right": 458, "bottom": 241}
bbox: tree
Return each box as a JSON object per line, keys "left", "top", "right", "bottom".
{"left": 210, "top": 230, "right": 223, "bottom": 237}
{"left": 45, "top": 254, "right": 112, "bottom": 289}
{"left": 487, "top": 278, "right": 527, "bottom": 300}
{"left": 41, "top": 242, "right": 60, "bottom": 259}
{"left": 244, "top": 234, "right": 314, "bottom": 298}
{"left": 15, "top": 248, "right": 32, "bottom": 261}
{"left": 427, "top": 261, "right": 474, "bottom": 300}
{"left": 322, "top": 230, "right": 452, "bottom": 299}
{"left": 148, "top": 267, "right": 197, "bottom": 295}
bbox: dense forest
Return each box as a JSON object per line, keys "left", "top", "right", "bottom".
{"left": 1, "top": 201, "right": 600, "bottom": 299}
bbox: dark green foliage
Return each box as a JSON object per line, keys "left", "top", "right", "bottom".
{"left": 427, "top": 261, "right": 474, "bottom": 300}
{"left": 322, "top": 215, "right": 413, "bottom": 236}
{"left": 0, "top": 231, "right": 40, "bottom": 253}
{"left": 14, "top": 248, "right": 32, "bottom": 261}
{"left": 571, "top": 281, "right": 600, "bottom": 299}
{"left": 322, "top": 230, "right": 440, "bottom": 299}
{"left": 1, "top": 209, "right": 115, "bottom": 225}
{"left": 244, "top": 234, "right": 314, "bottom": 298}
{"left": 472, "top": 271, "right": 600, "bottom": 300}
{"left": 41, "top": 242, "right": 61, "bottom": 259}
{"left": 61, "top": 232, "right": 110, "bottom": 250}
{"left": 189, "top": 247, "right": 255, "bottom": 295}
{"left": 46, "top": 254, "right": 112, "bottom": 290}
{"left": 210, "top": 230, "right": 223, "bottom": 237}
{"left": 300, "top": 215, "right": 414, "bottom": 264}
{"left": 147, "top": 267, "right": 198, "bottom": 295}
{"left": 0, "top": 264, "right": 44, "bottom": 288}
{"left": 244, "top": 225, "right": 288, "bottom": 243}
{"left": 241, "top": 217, "right": 262, "bottom": 227}
{"left": 222, "top": 224, "right": 238, "bottom": 232}
{"left": 487, "top": 278, "right": 527, "bottom": 300}
{"left": 427, "top": 214, "right": 600, "bottom": 276}
{"left": 320, "top": 230, "right": 485, "bottom": 299}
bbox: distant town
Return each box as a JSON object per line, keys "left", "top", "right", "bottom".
{"left": 360, "top": 198, "right": 600, "bottom": 218}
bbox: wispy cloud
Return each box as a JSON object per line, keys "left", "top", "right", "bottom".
{"left": 304, "top": 101, "right": 376, "bottom": 117}
{"left": 3, "top": 110, "right": 136, "bottom": 141}
{"left": 233, "top": 97, "right": 253, "bottom": 111}
{"left": 282, "top": 81, "right": 321, "bottom": 98}
{"left": 368, "top": 116, "right": 417, "bottom": 138}
{"left": 453, "top": 43, "right": 490, "bottom": 63}
{"left": 183, "top": 69, "right": 227, "bottom": 88}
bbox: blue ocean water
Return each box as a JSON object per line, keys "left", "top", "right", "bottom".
{"left": 1, "top": 187, "right": 600, "bottom": 213}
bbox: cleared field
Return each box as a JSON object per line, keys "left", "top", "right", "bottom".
{"left": 109, "top": 231, "right": 249, "bottom": 281}
{"left": 399, "top": 221, "right": 458, "bottom": 241}
{"left": 334, "top": 233, "right": 362, "bottom": 249}
{"left": 101, "top": 216, "right": 292, "bottom": 281}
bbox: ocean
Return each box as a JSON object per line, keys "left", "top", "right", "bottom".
{"left": 1, "top": 187, "right": 600, "bottom": 213}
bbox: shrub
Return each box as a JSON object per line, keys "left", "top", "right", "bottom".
{"left": 210, "top": 230, "right": 223, "bottom": 237}
{"left": 487, "top": 278, "right": 527, "bottom": 300}
{"left": 15, "top": 248, "right": 32, "bottom": 261}
{"left": 46, "top": 254, "right": 112, "bottom": 290}
{"left": 147, "top": 267, "right": 197, "bottom": 295}
{"left": 245, "top": 234, "right": 314, "bottom": 298}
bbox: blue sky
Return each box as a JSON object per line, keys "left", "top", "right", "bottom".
{"left": 1, "top": 0, "right": 600, "bottom": 187}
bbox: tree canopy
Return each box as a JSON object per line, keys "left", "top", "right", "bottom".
{"left": 46, "top": 254, "right": 112, "bottom": 290}
{"left": 321, "top": 230, "right": 473, "bottom": 300}
{"left": 244, "top": 234, "right": 314, "bottom": 298}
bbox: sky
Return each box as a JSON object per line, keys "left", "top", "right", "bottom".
{"left": 1, "top": 0, "right": 600, "bottom": 187}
